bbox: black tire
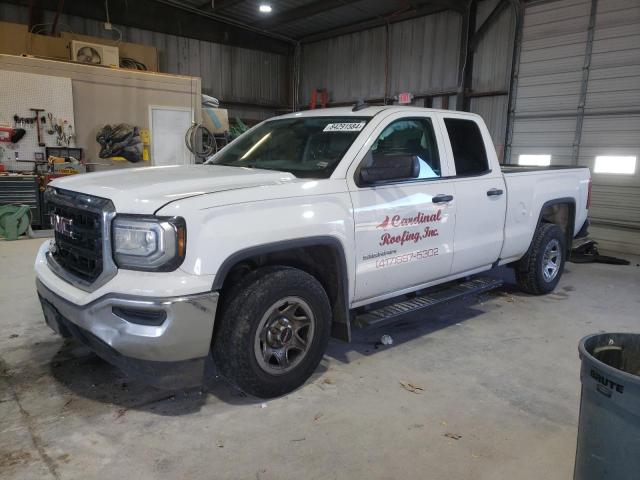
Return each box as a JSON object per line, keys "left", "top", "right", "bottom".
{"left": 213, "top": 266, "right": 331, "bottom": 398}
{"left": 516, "top": 223, "right": 567, "bottom": 295}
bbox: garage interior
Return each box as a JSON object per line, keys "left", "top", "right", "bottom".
{"left": 0, "top": 0, "right": 639, "bottom": 479}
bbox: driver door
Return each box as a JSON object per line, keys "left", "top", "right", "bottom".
{"left": 347, "top": 113, "right": 456, "bottom": 305}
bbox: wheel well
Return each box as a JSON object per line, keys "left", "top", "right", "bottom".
{"left": 539, "top": 200, "right": 575, "bottom": 251}
{"left": 216, "top": 243, "right": 350, "bottom": 341}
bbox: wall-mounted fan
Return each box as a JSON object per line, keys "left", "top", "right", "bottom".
{"left": 76, "top": 46, "right": 102, "bottom": 64}
{"left": 70, "top": 41, "right": 119, "bottom": 67}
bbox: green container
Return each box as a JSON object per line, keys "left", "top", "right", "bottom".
{"left": 0, "top": 204, "right": 32, "bottom": 240}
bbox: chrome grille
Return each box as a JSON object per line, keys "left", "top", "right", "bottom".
{"left": 44, "top": 188, "right": 117, "bottom": 291}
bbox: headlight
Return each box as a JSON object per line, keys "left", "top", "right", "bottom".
{"left": 112, "top": 216, "right": 186, "bottom": 271}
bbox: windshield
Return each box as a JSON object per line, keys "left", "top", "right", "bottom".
{"left": 208, "top": 117, "right": 370, "bottom": 178}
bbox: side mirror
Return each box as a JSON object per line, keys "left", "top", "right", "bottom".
{"left": 359, "top": 152, "right": 420, "bottom": 185}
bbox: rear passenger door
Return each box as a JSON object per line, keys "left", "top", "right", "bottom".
{"left": 347, "top": 113, "right": 456, "bottom": 304}
{"left": 440, "top": 114, "right": 507, "bottom": 274}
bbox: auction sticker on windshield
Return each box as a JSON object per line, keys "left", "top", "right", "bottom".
{"left": 323, "top": 122, "right": 366, "bottom": 132}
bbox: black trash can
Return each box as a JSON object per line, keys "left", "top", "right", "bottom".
{"left": 574, "top": 333, "right": 640, "bottom": 480}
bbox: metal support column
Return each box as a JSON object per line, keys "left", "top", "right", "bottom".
{"left": 504, "top": 0, "right": 524, "bottom": 164}
{"left": 456, "top": 1, "right": 476, "bottom": 111}
{"left": 572, "top": 0, "right": 598, "bottom": 165}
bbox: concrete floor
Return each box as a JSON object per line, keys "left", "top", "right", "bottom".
{"left": 1, "top": 238, "right": 638, "bottom": 480}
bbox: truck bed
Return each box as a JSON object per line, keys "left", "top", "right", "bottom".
{"left": 499, "top": 163, "right": 591, "bottom": 263}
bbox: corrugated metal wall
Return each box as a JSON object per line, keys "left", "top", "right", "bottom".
{"left": 0, "top": 3, "right": 288, "bottom": 121}
{"left": 299, "top": 4, "right": 515, "bottom": 153}
{"left": 509, "top": 0, "right": 591, "bottom": 164}
{"left": 300, "top": 27, "right": 387, "bottom": 103}
{"left": 300, "top": 10, "right": 462, "bottom": 105}
{"left": 581, "top": 0, "right": 640, "bottom": 228}
{"left": 508, "top": 0, "right": 640, "bottom": 230}
{"left": 470, "top": 0, "right": 516, "bottom": 154}
{"left": 387, "top": 12, "right": 463, "bottom": 96}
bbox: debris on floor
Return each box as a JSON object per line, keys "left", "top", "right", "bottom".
{"left": 444, "top": 433, "right": 462, "bottom": 440}
{"left": 490, "top": 291, "right": 516, "bottom": 303}
{"left": 549, "top": 291, "right": 569, "bottom": 300}
{"left": 399, "top": 381, "right": 424, "bottom": 394}
{"left": 380, "top": 334, "right": 394, "bottom": 346}
{"left": 571, "top": 239, "right": 630, "bottom": 265}
{"left": 0, "top": 450, "right": 32, "bottom": 468}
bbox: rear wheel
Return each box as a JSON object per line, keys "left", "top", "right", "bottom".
{"left": 516, "top": 223, "right": 567, "bottom": 295}
{"left": 213, "top": 266, "right": 331, "bottom": 398}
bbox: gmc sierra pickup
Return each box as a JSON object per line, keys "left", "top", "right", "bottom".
{"left": 36, "top": 106, "right": 591, "bottom": 397}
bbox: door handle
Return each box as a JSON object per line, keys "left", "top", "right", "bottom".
{"left": 486, "top": 188, "right": 504, "bottom": 197}
{"left": 432, "top": 194, "right": 454, "bottom": 204}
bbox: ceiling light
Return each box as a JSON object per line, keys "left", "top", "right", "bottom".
{"left": 259, "top": 4, "right": 272, "bottom": 13}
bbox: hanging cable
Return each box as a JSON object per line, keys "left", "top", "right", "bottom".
{"left": 185, "top": 123, "right": 217, "bottom": 158}
{"left": 184, "top": 76, "right": 217, "bottom": 159}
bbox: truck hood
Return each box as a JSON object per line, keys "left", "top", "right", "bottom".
{"left": 50, "top": 165, "right": 297, "bottom": 214}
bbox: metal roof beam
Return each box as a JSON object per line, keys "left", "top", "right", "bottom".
{"left": 300, "top": 2, "right": 462, "bottom": 43}
{"left": 3, "top": 0, "right": 293, "bottom": 54}
{"left": 197, "top": 0, "right": 246, "bottom": 12}
{"left": 257, "top": 0, "right": 363, "bottom": 29}
{"left": 420, "top": 0, "right": 468, "bottom": 13}
{"left": 469, "top": 0, "right": 509, "bottom": 52}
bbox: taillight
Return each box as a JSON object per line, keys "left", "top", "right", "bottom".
{"left": 587, "top": 179, "right": 592, "bottom": 209}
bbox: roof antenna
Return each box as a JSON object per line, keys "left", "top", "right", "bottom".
{"left": 352, "top": 99, "right": 369, "bottom": 112}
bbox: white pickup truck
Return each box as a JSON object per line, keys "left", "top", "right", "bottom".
{"left": 36, "top": 106, "right": 591, "bottom": 397}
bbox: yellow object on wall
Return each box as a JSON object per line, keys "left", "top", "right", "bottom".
{"left": 140, "top": 128, "right": 150, "bottom": 161}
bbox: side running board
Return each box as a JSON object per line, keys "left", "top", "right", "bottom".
{"left": 353, "top": 276, "right": 503, "bottom": 329}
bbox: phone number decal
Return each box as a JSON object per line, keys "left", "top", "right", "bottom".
{"left": 375, "top": 247, "right": 439, "bottom": 269}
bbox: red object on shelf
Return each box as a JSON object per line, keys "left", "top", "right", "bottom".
{"left": 0, "top": 126, "right": 14, "bottom": 143}
{"left": 309, "top": 89, "right": 328, "bottom": 109}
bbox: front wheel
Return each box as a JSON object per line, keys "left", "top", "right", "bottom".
{"left": 516, "top": 223, "right": 567, "bottom": 295}
{"left": 213, "top": 266, "right": 331, "bottom": 398}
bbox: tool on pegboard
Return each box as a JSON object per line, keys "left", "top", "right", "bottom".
{"left": 46, "top": 112, "right": 55, "bottom": 134}
{"left": 53, "top": 119, "right": 74, "bottom": 147}
{"left": 30, "top": 108, "right": 46, "bottom": 147}
{"left": 13, "top": 114, "right": 34, "bottom": 128}
{"left": 0, "top": 126, "right": 26, "bottom": 144}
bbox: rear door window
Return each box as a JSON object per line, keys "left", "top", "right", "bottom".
{"left": 443, "top": 118, "right": 489, "bottom": 176}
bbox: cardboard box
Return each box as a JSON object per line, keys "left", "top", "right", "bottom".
{"left": 0, "top": 22, "right": 28, "bottom": 56}
{"left": 202, "top": 108, "right": 229, "bottom": 134}
{"left": 0, "top": 22, "right": 158, "bottom": 72}
{"left": 28, "top": 34, "right": 69, "bottom": 59}
{"left": 0, "top": 22, "right": 72, "bottom": 60}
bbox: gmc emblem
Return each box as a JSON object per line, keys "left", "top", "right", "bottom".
{"left": 52, "top": 214, "right": 76, "bottom": 239}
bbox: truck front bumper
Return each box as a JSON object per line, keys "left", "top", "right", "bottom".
{"left": 36, "top": 279, "right": 219, "bottom": 389}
